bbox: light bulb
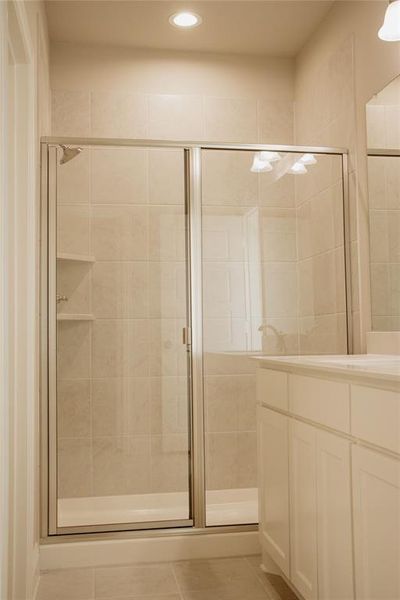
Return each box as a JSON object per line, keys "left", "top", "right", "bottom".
{"left": 251, "top": 154, "right": 273, "bottom": 173}
{"left": 259, "top": 151, "right": 281, "bottom": 163}
{"left": 169, "top": 12, "right": 202, "bottom": 28}
{"left": 378, "top": 0, "right": 400, "bottom": 41}
{"left": 300, "top": 153, "right": 317, "bottom": 165}
{"left": 289, "top": 162, "right": 308, "bottom": 175}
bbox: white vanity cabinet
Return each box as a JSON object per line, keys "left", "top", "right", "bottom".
{"left": 352, "top": 446, "right": 400, "bottom": 600}
{"left": 258, "top": 407, "right": 290, "bottom": 577}
{"left": 256, "top": 358, "right": 400, "bottom": 600}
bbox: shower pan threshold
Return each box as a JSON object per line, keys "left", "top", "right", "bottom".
{"left": 58, "top": 488, "right": 258, "bottom": 528}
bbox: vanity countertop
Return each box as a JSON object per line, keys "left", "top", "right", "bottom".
{"left": 253, "top": 354, "right": 400, "bottom": 386}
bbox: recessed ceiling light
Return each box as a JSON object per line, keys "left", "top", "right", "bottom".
{"left": 169, "top": 12, "right": 202, "bottom": 28}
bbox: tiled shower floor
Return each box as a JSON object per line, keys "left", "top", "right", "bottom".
{"left": 37, "top": 555, "right": 299, "bottom": 600}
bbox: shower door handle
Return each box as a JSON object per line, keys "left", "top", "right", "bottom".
{"left": 182, "top": 326, "right": 192, "bottom": 347}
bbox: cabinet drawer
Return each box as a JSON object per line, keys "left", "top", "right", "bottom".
{"left": 289, "top": 374, "right": 350, "bottom": 433}
{"left": 351, "top": 385, "right": 400, "bottom": 454}
{"left": 257, "top": 369, "right": 288, "bottom": 410}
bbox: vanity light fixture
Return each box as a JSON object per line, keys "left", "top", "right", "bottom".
{"left": 251, "top": 153, "right": 273, "bottom": 173}
{"left": 259, "top": 151, "right": 281, "bottom": 163}
{"left": 169, "top": 12, "right": 202, "bottom": 28}
{"left": 378, "top": 0, "right": 400, "bottom": 41}
{"left": 289, "top": 161, "right": 308, "bottom": 175}
{"left": 300, "top": 153, "right": 317, "bottom": 165}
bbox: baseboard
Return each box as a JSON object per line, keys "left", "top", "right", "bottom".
{"left": 40, "top": 530, "right": 260, "bottom": 570}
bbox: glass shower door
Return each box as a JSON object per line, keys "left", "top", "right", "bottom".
{"left": 51, "top": 144, "right": 192, "bottom": 532}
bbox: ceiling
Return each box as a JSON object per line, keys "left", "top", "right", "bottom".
{"left": 45, "top": 0, "right": 335, "bottom": 57}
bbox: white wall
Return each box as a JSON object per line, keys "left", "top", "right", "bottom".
{"left": 0, "top": 1, "right": 50, "bottom": 598}
{"left": 295, "top": 0, "right": 400, "bottom": 351}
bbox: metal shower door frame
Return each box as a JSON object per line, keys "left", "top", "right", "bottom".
{"left": 40, "top": 137, "right": 352, "bottom": 539}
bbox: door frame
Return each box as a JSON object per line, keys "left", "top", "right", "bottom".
{"left": 40, "top": 137, "right": 351, "bottom": 539}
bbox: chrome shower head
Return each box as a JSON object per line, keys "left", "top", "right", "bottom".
{"left": 60, "top": 145, "right": 83, "bottom": 164}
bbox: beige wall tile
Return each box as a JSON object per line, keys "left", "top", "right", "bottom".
{"left": 259, "top": 173, "right": 295, "bottom": 208}
{"left": 58, "top": 205, "right": 91, "bottom": 256}
{"left": 262, "top": 262, "right": 297, "bottom": 318}
{"left": 52, "top": 90, "right": 91, "bottom": 136}
{"left": 237, "top": 432, "right": 257, "bottom": 488}
{"left": 92, "top": 205, "right": 148, "bottom": 260}
{"left": 92, "top": 436, "right": 151, "bottom": 496}
{"left": 149, "top": 319, "right": 187, "bottom": 376}
{"left": 150, "top": 434, "right": 189, "bottom": 493}
{"left": 57, "top": 262, "right": 91, "bottom": 315}
{"left": 57, "top": 149, "right": 90, "bottom": 205}
{"left": 205, "top": 97, "right": 257, "bottom": 143}
{"left": 92, "top": 261, "right": 149, "bottom": 318}
{"left": 58, "top": 438, "right": 92, "bottom": 498}
{"left": 92, "top": 377, "right": 150, "bottom": 436}
{"left": 148, "top": 261, "right": 187, "bottom": 319}
{"left": 202, "top": 150, "right": 258, "bottom": 207}
{"left": 150, "top": 376, "right": 188, "bottom": 434}
{"left": 257, "top": 99, "right": 294, "bottom": 144}
{"left": 91, "top": 91, "right": 148, "bottom": 138}
{"left": 148, "top": 206, "right": 186, "bottom": 261}
{"left": 57, "top": 379, "right": 91, "bottom": 438}
{"left": 57, "top": 321, "right": 91, "bottom": 380}
{"left": 91, "top": 147, "right": 148, "bottom": 205}
{"left": 92, "top": 319, "right": 150, "bottom": 378}
{"left": 206, "top": 432, "right": 237, "bottom": 490}
{"left": 149, "top": 148, "right": 185, "bottom": 206}
{"left": 148, "top": 94, "right": 203, "bottom": 140}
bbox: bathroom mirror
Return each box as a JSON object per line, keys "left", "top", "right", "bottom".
{"left": 366, "top": 75, "right": 400, "bottom": 331}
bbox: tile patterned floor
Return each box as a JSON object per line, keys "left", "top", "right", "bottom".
{"left": 37, "top": 555, "right": 299, "bottom": 600}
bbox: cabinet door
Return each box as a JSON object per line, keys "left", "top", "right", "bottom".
{"left": 289, "top": 420, "right": 318, "bottom": 600}
{"left": 258, "top": 407, "right": 290, "bottom": 577}
{"left": 352, "top": 446, "right": 400, "bottom": 600}
{"left": 316, "top": 430, "right": 354, "bottom": 600}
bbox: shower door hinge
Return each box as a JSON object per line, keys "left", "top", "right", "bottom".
{"left": 182, "top": 326, "right": 192, "bottom": 347}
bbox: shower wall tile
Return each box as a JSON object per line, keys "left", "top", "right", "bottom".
{"left": 148, "top": 148, "right": 185, "bottom": 206}
{"left": 91, "top": 92, "right": 148, "bottom": 138}
{"left": 150, "top": 434, "right": 189, "bottom": 493}
{"left": 58, "top": 438, "right": 93, "bottom": 498}
{"left": 202, "top": 151, "right": 257, "bottom": 207}
{"left": 149, "top": 318, "right": 187, "bottom": 376}
{"left": 204, "top": 97, "right": 257, "bottom": 143}
{"left": 148, "top": 206, "right": 186, "bottom": 261}
{"left": 57, "top": 205, "right": 91, "bottom": 256}
{"left": 91, "top": 147, "right": 148, "bottom": 205}
{"left": 92, "top": 205, "right": 148, "bottom": 261}
{"left": 150, "top": 376, "right": 188, "bottom": 434}
{"left": 57, "top": 379, "right": 91, "bottom": 438}
{"left": 92, "top": 261, "right": 149, "bottom": 319}
{"left": 57, "top": 321, "right": 91, "bottom": 380}
{"left": 92, "top": 319, "right": 150, "bottom": 378}
{"left": 148, "top": 94, "right": 203, "bottom": 140}
{"left": 52, "top": 90, "right": 91, "bottom": 137}
{"left": 57, "top": 262, "right": 91, "bottom": 315}
{"left": 205, "top": 375, "right": 256, "bottom": 433}
{"left": 92, "top": 436, "right": 151, "bottom": 496}
{"left": 262, "top": 262, "right": 297, "bottom": 318}
{"left": 148, "top": 261, "right": 187, "bottom": 319}
{"left": 57, "top": 150, "right": 90, "bottom": 205}
{"left": 259, "top": 173, "right": 295, "bottom": 208}
{"left": 206, "top": 432, "right": 237, "bottom": 490}
{"left": 92, "top": 377, "right": 150, "bottom": 437}
{"left": 257, "top": 99, "right": 294, "bottom": 144}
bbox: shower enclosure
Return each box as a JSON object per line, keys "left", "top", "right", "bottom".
{"left": 41, "top": 138, "right": 351, "bottom": 536}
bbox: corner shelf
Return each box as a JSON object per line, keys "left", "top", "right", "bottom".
{"left": 57, "top": 314, "right": 95, "bottom": 322}
{"left": 57, "top": 253, "right": 95, "bottom": 263}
